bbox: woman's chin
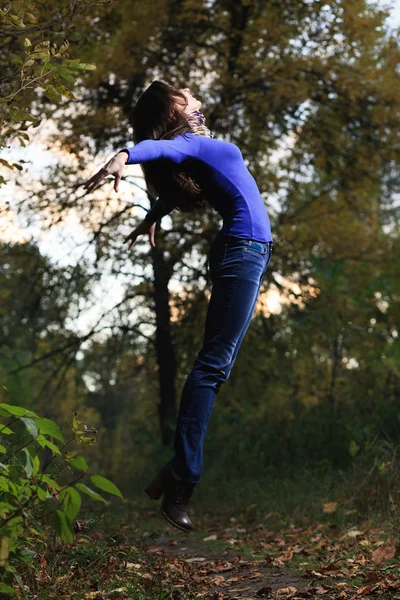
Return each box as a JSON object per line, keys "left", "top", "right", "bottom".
{"left": 185, "top": 100, "right": 202, "bottom": 115}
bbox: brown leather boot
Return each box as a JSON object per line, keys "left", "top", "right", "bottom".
{"left": 161, "top": 475, "right": 196, "bottom": 532}
{"left": 144, "top": 464, "right": 196, "bottom": 532}
{"left": 144, "top": 463, "right": 170, "bottom": 500}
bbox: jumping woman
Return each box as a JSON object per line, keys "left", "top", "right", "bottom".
{"left": 83, "top": 80, "right": 274, "bottom": 532}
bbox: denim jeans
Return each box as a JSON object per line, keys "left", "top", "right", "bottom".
{"left": 169, "top": 233, "right": 273, "bottom": 483}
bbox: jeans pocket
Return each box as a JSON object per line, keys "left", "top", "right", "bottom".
{"left": 221, "top": 243, "right": 247, "bottom": 266}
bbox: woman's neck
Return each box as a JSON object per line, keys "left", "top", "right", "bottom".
{"left": 187, "top": 109, "right": 213, "bottom": 138}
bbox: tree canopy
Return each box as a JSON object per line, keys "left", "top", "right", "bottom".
{"left": 1, "top": 0, "right": 399, "bottom": 484}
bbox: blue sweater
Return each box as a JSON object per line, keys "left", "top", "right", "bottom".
{"left": 121, "top": 132, "right": 273, "bottom": 243}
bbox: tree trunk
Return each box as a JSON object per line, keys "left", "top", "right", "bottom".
{"left": 151, "top": 230, "right": 177, "bottom": 447}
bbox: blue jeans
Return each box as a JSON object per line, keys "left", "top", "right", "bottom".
{"left": 169, "top": 233, "right": 273, "bottom": 483}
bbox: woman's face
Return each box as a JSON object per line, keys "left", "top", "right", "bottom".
{"left": 176, "top": 87, "right": 202, "bottom": 114}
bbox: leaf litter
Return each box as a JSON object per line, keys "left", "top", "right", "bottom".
{"left": 141, "top": 513, "right": 400, "bottom": 599}
{"left": 16, "top": 510, "right": 400, "bottom": 599}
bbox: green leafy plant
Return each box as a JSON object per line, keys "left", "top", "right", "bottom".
{"left": 0, "top": 1, "right": 101, "bottom": 185}
{"left": 0, "top": 401, "right": 123, "bottom": 597}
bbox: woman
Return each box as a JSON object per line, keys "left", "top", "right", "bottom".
{"left": 83, "top": 80, "right": 273, "bottom": 532}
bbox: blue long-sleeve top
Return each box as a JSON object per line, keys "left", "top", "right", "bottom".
{"left": 121, "top": 132, "right": 273, "bottom": 243}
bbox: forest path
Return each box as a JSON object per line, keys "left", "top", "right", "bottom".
{"left": 140, "top": 510, "right": 313, "bottom": 599}
{"left": 132, "top": 507, "right": 400, "bottom": 599}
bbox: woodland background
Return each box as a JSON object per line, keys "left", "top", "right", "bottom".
{"left": 1, "top": 0, "right": 400, "bottom": 522}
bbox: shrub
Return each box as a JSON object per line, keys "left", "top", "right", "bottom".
{"left": 0, "top": 401, "right": 123, "bottom": 597}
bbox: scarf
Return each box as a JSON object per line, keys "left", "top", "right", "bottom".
{"left": 187, "top": 109, "right": 213, "bottom": 138}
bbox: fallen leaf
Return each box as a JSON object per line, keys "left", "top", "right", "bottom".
{"left": 314, "top": 586, "right": 330, "bottom": 595}
{"left": 346, "top": 529, "right": 364, "bottom": 538}
{"left": 357, "top": 586, "right": 372, "bottom": 596}
{"left": 210, "top": 562, "right": 233, "bottom": 573}
{"left": 278, "top": 550, "right": 293, "bottom": 561}
{"left": 310, "top": 570, "right": 327, "bottom": 579}
{"left": 185, "top": 556, "right": 207, "bottom": 563}
{"left": 204, "top": 534, "right": 218, "bottom": 541}
{"left": 276, "top": 587, "right": 297, "bottom": 596}
{"left": 323, "top": 502, "right": 338, "bottom": 513}
{"left": 364, "top": 572, "right": 381, "bottom": 582}
{"left": 371, "top": 545, "right": 397, "bottom": 564}
{"left": 248, "top": 571, "right": 264, "bottom": 579}
{"left": 210, "top": 575, "right": 227, "bottom": 586}
{"left": 323, "top": 563, "right": 340, "bottom": 572}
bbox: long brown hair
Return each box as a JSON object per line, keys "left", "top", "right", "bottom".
{"left": 131, "top": 80, "right": 207, "bottom": 213}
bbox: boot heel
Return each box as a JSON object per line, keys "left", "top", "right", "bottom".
{"left": 144, "top": 471, "right": 164, "bottom": 500}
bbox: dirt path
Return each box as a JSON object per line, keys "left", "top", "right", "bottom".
{"left": 131, "top": 508, "right": 400, "bottom": 599}
{"left": 144, "top": 528, "right": 312, "bottom": 599}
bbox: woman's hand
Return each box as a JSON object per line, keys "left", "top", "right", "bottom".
{"left": 83, "top": 151, "right": 128, "bottom": 194}
{"left": 124, "top": 219, "right": 157, "bottom": 250}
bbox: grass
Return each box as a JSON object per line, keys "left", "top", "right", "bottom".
{"left": 193, "top": 457, "right": 400, "bottom": 534}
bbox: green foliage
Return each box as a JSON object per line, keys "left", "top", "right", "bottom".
{"left": 0, "top": 0, "right": 103, "bottom": 185}
{"left": 0, "top": 401, "right": 123, "bottom": 595}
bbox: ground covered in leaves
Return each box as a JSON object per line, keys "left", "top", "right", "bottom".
{"left": 10, "top": 506, "right": 400, "bottom": 599}
{"left": 140, "top": 511, "right": 400, "bottom": 600}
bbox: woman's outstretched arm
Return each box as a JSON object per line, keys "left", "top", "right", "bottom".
{"left": 121, "top": 134, "right": 200, "bottom": 165}
{"left": 124, "top": 218, "right": 156, "bottom": 250}
{"left": 122, "top": 197, "right": 173, "bottom": 251}
{"left": 82, "top": 134, "right": 200, "bottom": 195}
